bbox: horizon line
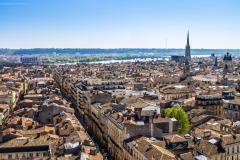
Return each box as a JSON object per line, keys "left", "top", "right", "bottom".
{"left": 1, "top": 48, "right": 240, "bottom": 50}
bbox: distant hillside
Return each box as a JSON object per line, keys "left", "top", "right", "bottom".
{"left": 0, "top": 48, "right": 240, "bottom": 56}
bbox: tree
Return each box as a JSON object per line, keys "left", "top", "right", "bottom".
{"left": 164, "top": 108, "right": 172, "bottom": 117}
{"left": 164, "top": 106, "right": 190, "bottom": 134}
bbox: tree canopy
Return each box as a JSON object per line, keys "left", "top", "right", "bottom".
{"left": 164, "top": 106, "right": 190, "bottom": 134}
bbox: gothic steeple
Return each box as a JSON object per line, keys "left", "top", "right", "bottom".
{"left": 183, "top": 31, "right": 191, "bottom": 76}
{"left": 185, "top": 31, "right": 191, "bottom": 61}
{"left": 187, "top": 31, "right": 190, "bottom": 46}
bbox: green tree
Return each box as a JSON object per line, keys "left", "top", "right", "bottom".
{"left": 164, "top": 106, "right": 190, "bottom": 134}
{"left": 164, "top": 108, "right": 172, "bottom": 117}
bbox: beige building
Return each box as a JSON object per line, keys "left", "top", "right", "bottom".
{"left": 0, "top": 86, "right": 18, "bottom": 107}
{"left": 123, "top": 136, "right": 176, "bottom": 160}
{"left": 224, "top": 99, "right": 240, "bottom": 121}
{"left": 196, "top": 93, "right": 224, "bottom": 117}
{"left": 194, "top": 119, "right": 240, "bottom": 160}
{"left": 159, "top": 85, "right": 195, "bottom": 101}
{"left": 0, "top": 135, "right": 55, "bottom": 160}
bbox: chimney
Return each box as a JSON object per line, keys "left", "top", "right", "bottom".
{"left": 169, "top": 119, "right": 173, "bottom": 134}
{"left": 0, "top": 132, "right": 3, "bottom": 142}
{"left": 150, "top": 116, "right": 154, "bottom": 138}
{"left": 24, "top": 138, "right": 29, "bottom": 145}
{"left": 35, "top": 133, "right": 41, "bottom": 139}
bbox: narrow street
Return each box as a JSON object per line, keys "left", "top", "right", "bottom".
{"left": 61, "top": 90, "right": 111, "bottom": 160}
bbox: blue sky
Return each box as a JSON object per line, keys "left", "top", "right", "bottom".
{"left": 0, "top": 0, "right": 240, "bottom": 49}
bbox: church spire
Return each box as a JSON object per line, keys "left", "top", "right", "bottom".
{"left": 185, "top": 31, "right": 191, "bottom": 61}
{"left": 187, "top": 31, "right": 190, "bottom": 46}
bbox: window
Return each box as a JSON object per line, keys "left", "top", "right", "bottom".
{"left": 36, "top": 153, "right": 39, "bottom": 157}
{"left": 8, "top": 154, "right": 12, "bottom": 159}
{"left": 43, "top": 152, "right": 49, "bottom": 157}
{"left": 29, "top": 153, "right": 33, "bottom": 158}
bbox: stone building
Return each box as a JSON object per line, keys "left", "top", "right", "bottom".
{"left": 195, "top": 93, "right": 224, "bottom": 117}
{"left": 224, "top": 99, "right": 240, "bottom": 121}
{"left": 123, "top": 136, "right": 176, "bottom": 160}
{"left": 159, "top": 85, "right": 195, "bottom": 101}
{"left": 223, "top": 52, "right": 233, "bottom": 73}
{"left": 0, "top": 135, "right": 54, "bottom": 159}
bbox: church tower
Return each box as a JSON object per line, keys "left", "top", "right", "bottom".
{"left": 222, "top": 52, "right": 233, "bottom": 85}
{"left": 185, "top": 31, "right": 191, "bottom": 61}
{"left": 184, "top": 31, "right": 191, "bottom": 75}
{"left": 223, "top": 52, "right": 233, "bottom": 73}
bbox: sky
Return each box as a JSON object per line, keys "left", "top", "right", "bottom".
{"left": 0, "top": 0, "right": 240, "bottom": 49}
